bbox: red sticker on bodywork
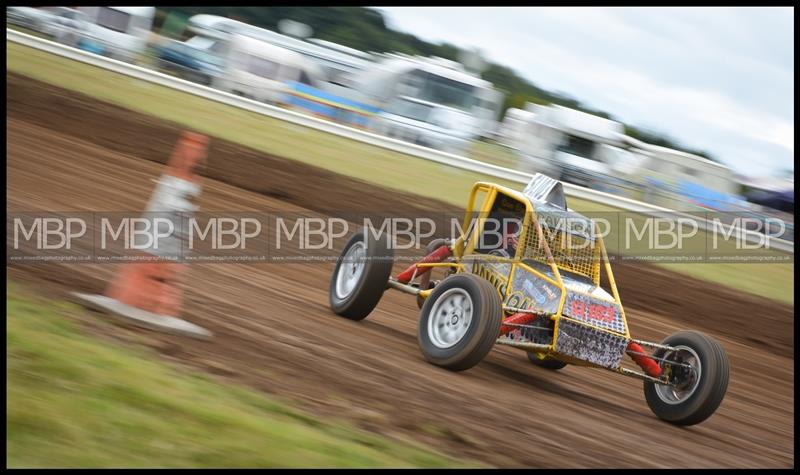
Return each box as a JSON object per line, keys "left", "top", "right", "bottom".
{"left": 570, "top": 298, "right": 614, "bottom": 323}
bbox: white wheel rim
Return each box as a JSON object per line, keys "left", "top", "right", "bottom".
{"left": 427, "top": 288, "right": 473, "bottom": 349}
{"left": 655, "top": 345, "right": 702, "bottom": 405}
{"left": 335, "top": 242, "right": 366, "bottom": 300}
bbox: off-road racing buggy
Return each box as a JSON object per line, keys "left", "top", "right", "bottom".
{"left": 329, "top": 174, "right": 730, "bottom": 426}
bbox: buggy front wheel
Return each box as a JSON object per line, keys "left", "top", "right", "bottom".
{"left": 418, "top": 274, "right": 502, "bottom": 372}
{"left": 643, "top": 331, "right": 730, "bottom": 426}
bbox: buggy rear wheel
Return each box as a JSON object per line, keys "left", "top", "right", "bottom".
{"left": 418, "top": 274, "right": 502, "bottom": 372}
{"left": 643, "top": 331, "right": 730, "bottom": 426}
{"left": 329, "top": 229, "right": 394, "bottom": 321}
{"left": 527, "top": 352, "right": 568, "bottom": 370}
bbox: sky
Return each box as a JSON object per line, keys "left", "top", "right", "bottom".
{"left": 376, "top": 7, "right": 794, "bottom": 178}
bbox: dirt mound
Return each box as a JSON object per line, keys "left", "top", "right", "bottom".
{"left": 6, "top": 72, "right": 432, "bottom": 216}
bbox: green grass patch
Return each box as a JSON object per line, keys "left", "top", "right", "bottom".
{"left": 656, "top": 261, "right": 793, "bottom": 305}
{"left": 5, "top": 40, "right": 793, "bottom": 305}
{"left": 468, "top": 140, "right": 523, "bottom": 171}
{"left": 6, "top": 282, "right": 473, "bottom": 468}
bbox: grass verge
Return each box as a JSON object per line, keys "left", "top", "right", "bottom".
{"left": 6, "top": 281, "right": 472, "bottom": 468}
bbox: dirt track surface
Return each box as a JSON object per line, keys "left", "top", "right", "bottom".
{"left": 7, "top": 74, "right": 794, "bottom": 467}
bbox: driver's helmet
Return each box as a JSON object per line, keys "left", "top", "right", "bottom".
{"left": 502, "top": 219, "right": 521, "bottom": 255}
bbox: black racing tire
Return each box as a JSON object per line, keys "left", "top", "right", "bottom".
{"left": 329, "top": 229, "right": 394, "bottom": 321}
{"left": 526, "top": 351, "right": 568, "bottom": 370}
{"left": 418, "top": 274, "right": 502, "bottom": 372}
{"left": 643, "top": 331, "right": 730, "bottom": 426}
{"left": 416, "top": 238, "right": 450, "bottom": 309}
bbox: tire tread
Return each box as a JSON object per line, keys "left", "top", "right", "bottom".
{"left": 644, "top": 330, "right": 730, "bottom": 426}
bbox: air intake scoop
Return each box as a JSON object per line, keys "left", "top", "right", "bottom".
{"left": 523, "top": 173, "right": 567, "bottom": 210}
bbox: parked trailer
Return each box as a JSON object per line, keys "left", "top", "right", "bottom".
{"left": 186, "top": 14, "right": 374, "bottom": 89}
{"left": 498, "top": 103, "right": 641, "bottom": 194}
{"left": 355, "top": 53, "right": 504, "bottom": 154}
{"left": 211, "top": 34, "right": 326, "bottom": 105}
{"left": 75, "top": 7, "right": 155, "bottom": 63}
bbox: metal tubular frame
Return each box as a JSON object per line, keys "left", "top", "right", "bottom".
{"left": 387, "top": 279, "right": 421, "bottom": 295}
{"left": 615, "top": 366, "right": 671, "bottom": 385}
{"left": 385, "top": 181, "right": 682, "bottom": 383}
{"left": 630, "top": 338, "right": 677, "bottom": 352}
{"left": 495, "top": 337, "right": 551, "bottom": 352}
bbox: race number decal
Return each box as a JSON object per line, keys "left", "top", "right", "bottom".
{"left": 563, "top": 292, "right": 626, "bottom": 334}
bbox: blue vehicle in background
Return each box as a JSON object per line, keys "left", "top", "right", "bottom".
{"left": 152, "top": 38, "right": 224, "bottom": 86}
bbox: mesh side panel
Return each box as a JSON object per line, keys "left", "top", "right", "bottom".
{"left": 521, "top": 220, "right": 601, "bottom": 282}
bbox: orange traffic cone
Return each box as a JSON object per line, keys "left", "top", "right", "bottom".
{"left": 74, "top": 131, "right": 211, "bottom": 339}
{"left": 106, "top": 261, "right": 187, "bottom": 319}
